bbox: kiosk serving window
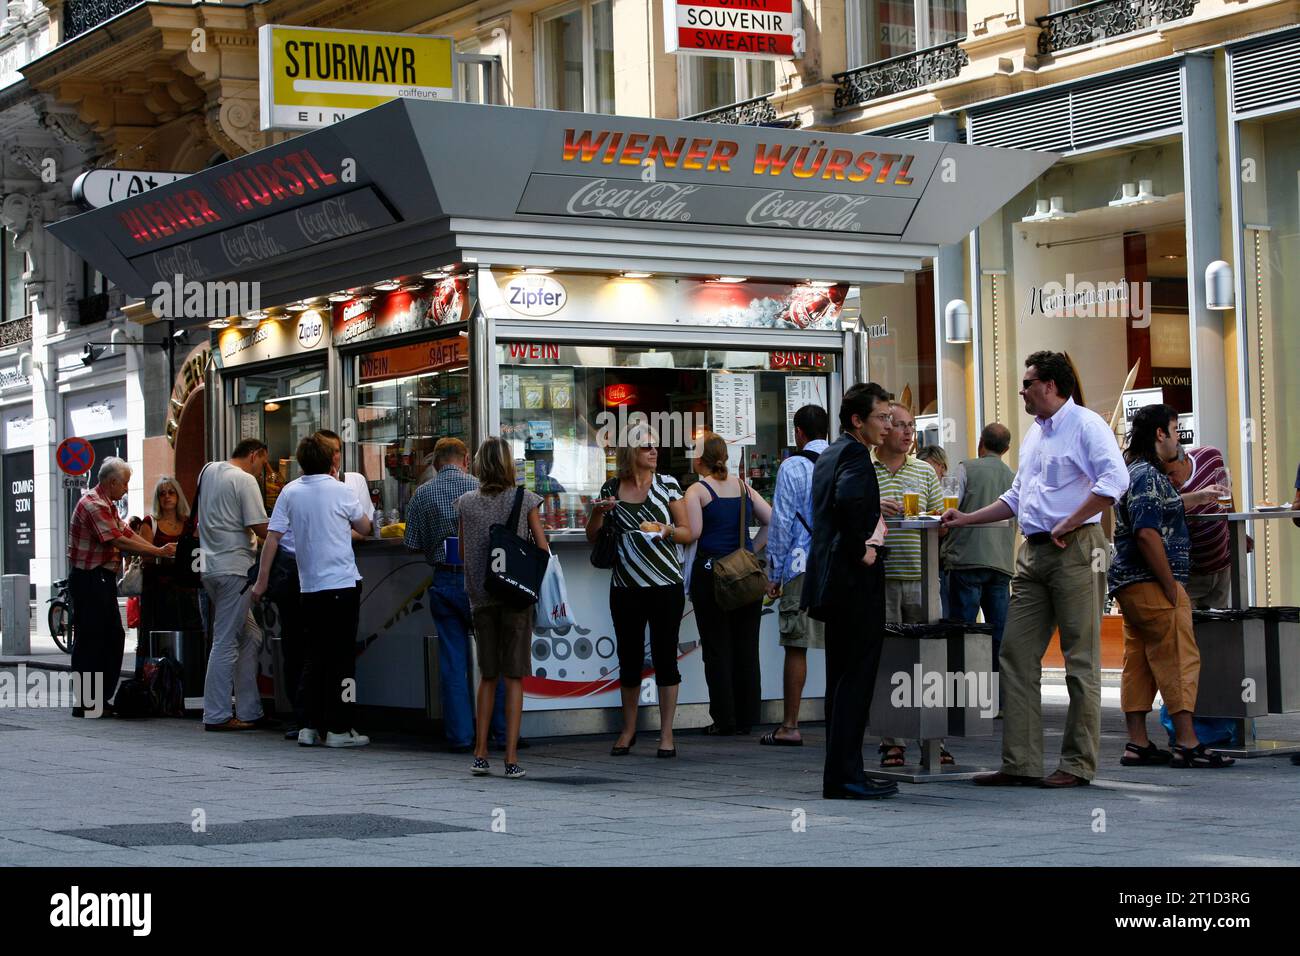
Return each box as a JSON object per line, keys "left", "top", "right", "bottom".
{"left": 498, "top": 342, "right": 837, "bottom": 531}
{"left": 231, "top": 364, "right": 329, "bottom": 511}
{"left": 349, "top": 334, "right": 471, "bottom": 518}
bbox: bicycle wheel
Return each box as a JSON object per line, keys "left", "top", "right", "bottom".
{"left": 49, "top": 602, "right": 74, "bottom": 654}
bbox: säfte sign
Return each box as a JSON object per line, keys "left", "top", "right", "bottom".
{"left": 664, "top": 0, "right": 801, "bottom": 59}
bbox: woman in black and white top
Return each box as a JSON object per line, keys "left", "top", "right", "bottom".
{"left": 586, "top": 424, "right": 691, "bottom": 758}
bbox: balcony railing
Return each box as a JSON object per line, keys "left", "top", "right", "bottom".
{"left": 684, "top": 95, "right": 781, "bottom": 126}
{"left": 63, "top": 0, "right": 143, "bottom": 42}
{"left": 0, "top": 315, "right": 32, "bottom": 349}
{"left": 834, "top": 41, "right": 969, "bottom": 110}
{"left": 1036, "top": 0, "right": 1199, "bottom": 55}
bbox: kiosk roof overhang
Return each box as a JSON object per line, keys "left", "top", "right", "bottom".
{"left": 49, "top": 99, "right": 1056, "bottom": 317}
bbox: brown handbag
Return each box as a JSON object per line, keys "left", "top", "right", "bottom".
{"left": 712, "top": 480, "right": 768, "bottom": 611}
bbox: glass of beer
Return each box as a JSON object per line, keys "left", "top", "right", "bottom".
{"left": 903, "top": 481, "right": 922, "bottom": 518}
{"left": 942, "top": 476, "right": 960, "bottom": 512}
{"left": 1215, "top": 466, "right": 1233, "bottom": 508}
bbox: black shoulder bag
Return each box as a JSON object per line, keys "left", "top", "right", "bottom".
{"left": 484, "top": 487, "right": 550, "bottom": 607}
{"left": 590, "top": 484, "right": 624, "bottom": 570}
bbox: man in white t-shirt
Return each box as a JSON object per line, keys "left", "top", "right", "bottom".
{"left": 253, "top": 434, "right": 372, "bottom": 747}
{"left": 199, "top": 438, "right": 270, "bottom": 731}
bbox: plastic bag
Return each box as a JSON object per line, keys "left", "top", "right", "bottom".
{"left": 535, "top": 555, "right": 576, "bottom": 631}
{"left": 1158, "top": 703, "right": 1240, "bottom": 748}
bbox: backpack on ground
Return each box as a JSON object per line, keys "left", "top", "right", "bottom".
{"left": 112, "top": 678, "right": 154, "bottom": 719}
{"left": 142, "top": 656, "right": 186, "bottom": 717}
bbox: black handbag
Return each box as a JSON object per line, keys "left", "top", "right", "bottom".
{"left": 484, "top": 487, "right": 550, "bottom": 608}
{"left": 172, "top": 463, "right": 210, "bottom": 588}
{"left": 590, "top": 506, "right": 623, "bottom": 569}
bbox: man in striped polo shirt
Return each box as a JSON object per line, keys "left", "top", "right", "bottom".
{"left": 873, "top": 403, "right": 946, "bottom": 766}
{"left": 1165, "top": 445, "right": 1234, "bottom": 609}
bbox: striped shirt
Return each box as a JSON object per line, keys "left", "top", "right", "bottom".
{"left": 873, "top": 453, "right": 943, "bottom": 580}
{"left": 600, "top": 475, "right": 684, "bottom": 588}
{"left": 1180, "top": 446, "right": 1231, "bottom": 574}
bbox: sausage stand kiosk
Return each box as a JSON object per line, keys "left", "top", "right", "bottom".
{"left": 49, "top": 99, "right": 1053, "bottom": 736}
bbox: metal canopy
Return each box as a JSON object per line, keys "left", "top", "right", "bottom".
{"left": 48, "top": 98, "right": 1056, "bottom": 320}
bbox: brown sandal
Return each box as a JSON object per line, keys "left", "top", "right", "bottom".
{"left": 879, "top": 745, "right": 905, "bottom": 767}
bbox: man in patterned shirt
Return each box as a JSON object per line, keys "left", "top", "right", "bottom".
{"left": 404, "top": 438, "right": 508, "bottom": 753}
{"left": 1108, "top": 404, "right": 1231, "bottom": 769}
{"left": 1164, "top": 444, "right": 1234, "bottom": 609}
{"left": 67, "top": 457, "right": 177, "bottom": 717}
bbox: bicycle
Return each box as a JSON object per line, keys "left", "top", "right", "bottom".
{"left": 47, "top": 578, "right": 75, "bottom": 655}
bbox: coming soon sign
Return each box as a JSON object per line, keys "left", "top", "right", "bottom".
{"left": 259, "top": 24, "right": 454, "bottom": 131}
{"left": 664, "top": 0, "right": 801, "bottom": 59}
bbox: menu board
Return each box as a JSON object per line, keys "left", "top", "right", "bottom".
{"left": 784, "top": 377, "right": 827, "bottom": 446}
{"left": 711, "top": 373, "right": 756, "bottom": 444}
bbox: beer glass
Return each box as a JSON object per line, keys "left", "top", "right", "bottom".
{"left": 1215, "top": 466, "right": 1233, "bottom": 508}
{"left": 903, "top": 481, "right": 922, "bottom": 518}
{"left": 942, "top": 476, "right": 961, "bottom": 513}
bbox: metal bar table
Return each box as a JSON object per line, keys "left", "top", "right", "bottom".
{"left": 865, "top": 516, "right": 1010, "bottom": 783}
{"left": 1186, "top": 508, "right": 1300, "bottom": 758}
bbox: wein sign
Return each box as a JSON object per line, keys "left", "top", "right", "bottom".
{"left": 664, "top": 0, "right": 802, "bottom": 60}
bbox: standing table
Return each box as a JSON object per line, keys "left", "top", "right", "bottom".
{"left": 864, "top": 517, "right": 1010, "bottom": 783}
{"left": 1186, "top": 509, "right": 1300, "bottom": 758}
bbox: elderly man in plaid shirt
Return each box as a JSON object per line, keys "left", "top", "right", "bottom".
{"left": 404, "top": 438, "right": 510, "bottom": 753}
{"left": 68, "top": 457, "right": 177, "bottom": 717}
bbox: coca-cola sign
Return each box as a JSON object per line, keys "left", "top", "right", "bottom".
{"left": 746, "top": 192, "right": 871, "bottom": 231}
{"left": 564, "top": 181, "right": 699, "bottom": 222}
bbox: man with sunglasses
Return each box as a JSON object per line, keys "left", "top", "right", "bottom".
{"left": 942, "top": 351, "right": 1128, "bottom": 788}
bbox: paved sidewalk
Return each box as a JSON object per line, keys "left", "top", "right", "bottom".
{"left": 0, "top": 692, "right": 1297, "bottom": 867}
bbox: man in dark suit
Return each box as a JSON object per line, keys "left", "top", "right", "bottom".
{"left": 802, "top": 382, "right": 898, "bottom": 800}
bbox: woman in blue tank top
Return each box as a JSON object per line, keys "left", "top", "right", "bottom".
{"left": 683, "top": 432, "right": 772, "bottom": 735}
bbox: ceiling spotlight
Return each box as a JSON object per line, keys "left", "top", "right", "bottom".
{"left": 244, "top": 310, "right": 268, "bottom": 322}
{"left": 399, "top": 281, "right": 425, "bottom": 292}
{"left": 328, "top": 291, "right": 352, "bottom": 302}
{"left": 1021, "top": 196, "right": 1075, "bottom": 223}
{"left": 238, "top": 317, "right": 260, "bottom": 329}
{"left": 207, "top": 319, "right": 228, "bottom": 329}
{"left": 714, "top": 276, "right": 747, "bottom": 283}
{"left": 263, "top": 401, "right": 281, "bottom": 413}
{"left": 808, "top": 280, "right": 835, "bottom": 288}
{"left": 422, "top": 270, "right": 449, "bottom": 280}
{"left": 620, "top": 271, "right": 653, "bottom": 279}
{"left": 1110, "top": 179, "right": 1165, "bottom": 208}
{"left": 523, "top": 267, "right": 554, "bottom": 274}
{"left": 285, "top": 301, "right": 308, "bottom": 312}
{"left": 372, "top": 279, "right": 400, "bottom": 291}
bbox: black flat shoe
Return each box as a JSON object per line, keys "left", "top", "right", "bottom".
{"left": 610, "top": 732, "right": 637, "bottom": 756}
{"left": 656, "top": 748, "right": 676, "bottom": 758}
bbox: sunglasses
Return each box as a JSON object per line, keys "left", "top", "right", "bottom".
{"left": 1022, "top": 378, "right": 1041, "bottom": 391}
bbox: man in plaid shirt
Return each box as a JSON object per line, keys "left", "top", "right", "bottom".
{"left": 68, "top": 457, "right": 177, "bottom": 717}
{"left": 404, "top": 437, "right": 509, "bottom": 752}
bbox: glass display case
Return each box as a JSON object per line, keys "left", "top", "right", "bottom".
{"left": 350, "top": 334, "right": 471, "bottom": 518}
{"left": 230, "top": 363, "right": 330, "bottom": 512}
{"left": 497, "top": 342, "right": 838, "bottom": 532}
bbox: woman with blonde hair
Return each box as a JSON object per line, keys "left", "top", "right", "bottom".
{"left": 587, "top": 422, "right": 691, "bottom": 758}
{"left": 135, "top": 475, "right": 203, "bottom": 674}
{"left": 684, "top": 432, "right": 772, "bottom": 735}
{"left": 457, "top": 437, "right": 550, "bottom": 779}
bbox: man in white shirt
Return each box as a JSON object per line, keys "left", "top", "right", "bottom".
{"left": 252, "top": 434, "right": 372, "bottom": 747}
{"left": 199, "top": 438, "right": 271, "bottom": 731}
{"left": 943, "top": 351, "right": 1129, "bottom": 788}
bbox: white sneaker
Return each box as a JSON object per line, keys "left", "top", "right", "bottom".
{"left": 297, "top": 728, "right": 320, "bottom": 747}
{"left": 325, "top": 729, "right": 370, "bottom": 748}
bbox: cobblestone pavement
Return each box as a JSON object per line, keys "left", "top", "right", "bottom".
{"left": 1, "top": 687, "right": 1297, "bottom": 867}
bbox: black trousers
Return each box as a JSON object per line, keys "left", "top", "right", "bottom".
{"left": 69, "top": 567, "right": 126, "bottom": 711}
{"left": 300, "top": 584, "right": 362, "bottom": 735}
{"left": 609, "top": 583, "right": 685, "bottom": 688}
{"left": 823, "top": 600, "right": 886, "bottom": 794}
{"left": 690, "top": 556, "right": 762, "bottom": 731}
{"left": 269, "top": 553, "right": 305, "bottom": 727}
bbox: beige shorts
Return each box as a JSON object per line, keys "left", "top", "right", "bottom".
{"left": 778, "top": 575, "right": 824, "bottom": 649}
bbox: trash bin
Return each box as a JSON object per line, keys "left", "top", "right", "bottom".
{"left": 868, "top": 622, "right": 965, "bottom": 740}
{"left": 1191, "top": 609, "right": 1268, "bottom": 718}
{"left": 1263, "top": 607, "right": 1300, "bottom": 714}
{"left": 945, "top": 621, "right": 995, "bottom": 737}
{"left": 148, "top": 630, "right": 207, "bottom": 699}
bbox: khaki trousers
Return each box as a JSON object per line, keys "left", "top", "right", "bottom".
{"left": 1000, "top": 524, "right": 1106, "bottom": 780}
{"left": 1116, "top": 581, "right": 1199, "bottom": 714}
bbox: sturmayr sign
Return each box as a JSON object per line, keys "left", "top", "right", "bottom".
{"left": 47, "top": 99, "right": 1056, "bottom": 306}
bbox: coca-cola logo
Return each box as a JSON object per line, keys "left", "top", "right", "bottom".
{"left": 220, "top": 223, "right": 288, "bottom": 267}
{"left": 745, "top": 191, "right": 871, "bottom": 231}
{"left": 151, "top": 244, "right": 210, "bottom": 282}
{"left": 295, "top": 198, "right": 367, "bottom": 243}
{"left": 565, "top": 180, "right": 698, "bottom": 222}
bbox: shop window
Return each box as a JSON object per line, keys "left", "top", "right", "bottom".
{"left": 348, "top": 334, "right": 471, "bottom": 520}
{"left": 976, "top": 142, "right": 1190, "bottom": 450}
{"left": 858, "top": 269, "right": 939, "bottom": 427}
{"left": 847, "top": 0, "right": 967, "bottom": 68}
{"left": 231, "top": 364, "right": 330, "bottom": 512}
{"left": 537, "top": 0, "right": 615, "bottom": 113}
{"left": 1237, "top": 112, "right": 1300, "bottom": 605}
{"left": 497, "top": 343, "right": 838, "bottom": 532}
{"left": 679, "top": 56, "right": 778, "bottom": 116}
{"left": 456, "top": 37, "right": 501, "bottom": 105}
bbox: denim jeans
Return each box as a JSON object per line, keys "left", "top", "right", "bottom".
{"left": 948, "top": 568, "right": 1012, "bottom": 669}
{"left": 428, "top": 569, "right": 505, "bottom": 747}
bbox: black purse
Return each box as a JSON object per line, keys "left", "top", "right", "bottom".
{"left": 484, "top": 487, "right": 550, "bottom": 608}
{"left": 590, "top": 506, "right": 623, "bottom": 569}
